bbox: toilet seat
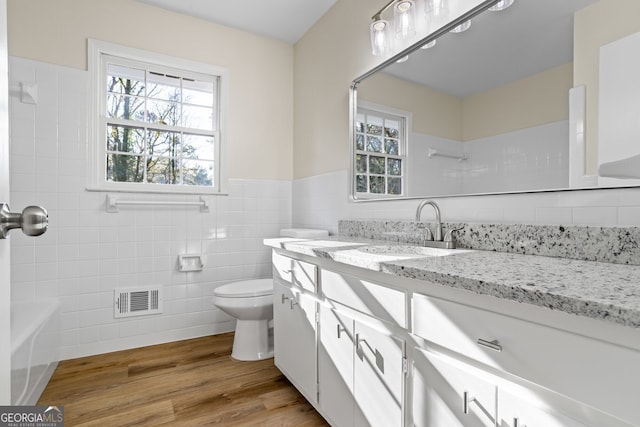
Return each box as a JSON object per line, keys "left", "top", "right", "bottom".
{"left": 214, "top": 279, "right": 273, "bottom": 298}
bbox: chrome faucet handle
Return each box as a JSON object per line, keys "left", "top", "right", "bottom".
{"left": 444, "top": 226, "right": 464, "bottom": 243}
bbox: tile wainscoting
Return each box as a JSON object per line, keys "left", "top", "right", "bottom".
{"left": 293, "top": 170, "right": 640, "bottom": 235}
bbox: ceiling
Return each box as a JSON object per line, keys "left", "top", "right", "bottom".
{"left": 137, "top": 0, "right": 337, "bottom": 44}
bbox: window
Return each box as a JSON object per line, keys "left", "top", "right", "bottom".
{"left": 88, "top": 40, "right": 228, "bottom": 194}
{"left": 354, "top": 106, "right": 408, "bottom": 197}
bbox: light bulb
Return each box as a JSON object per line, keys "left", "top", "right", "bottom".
{"left": 370, "top": 19, "right": 390, "bottom": 56}
{"left": 425, "top": 0, "right": 447, "bottom": 18}
{"left": 450, "top": 20, "right": 471, "bottom": 33}
{"left": 394, "top": 0, "right": 416, "bottom": 40}
{"left": 489, "top": 0, "right": 514, "bottom": 11}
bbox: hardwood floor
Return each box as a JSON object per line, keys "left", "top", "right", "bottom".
{"left": 38, "top": 333, "right": 329, "bottom": 426}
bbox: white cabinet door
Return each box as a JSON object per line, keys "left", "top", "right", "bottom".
{"left": 497, "top": 381, "right": 632, "bottom": 427}
{"left": 412, "top": 347, "right": 496, "bottom": 427}
{"left": 319, "top": 304, "right": 355, "bottom": 427}
{"left": 354, "top": 320, "right": 405, "bottom": 427}
{"left": 498, "top": 385, "right": 586, "bottom": 427}
{"left": 273, "top": 281, "right": 317, "bottom": 403}
{"left": 318, "top": 305, "right": 406, "bottom": 427}
{"left": 413, "top": 293, "right": 640, "bottom": 425}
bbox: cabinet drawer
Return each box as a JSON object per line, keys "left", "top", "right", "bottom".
{"left": 413, "top": 293, "right": 640, "bottom": 425}
{"left": 321, "top": 270, "right": 406, "bottom": 328}
{"left": 272, "top": 252, "right": 317, "bottom": 292}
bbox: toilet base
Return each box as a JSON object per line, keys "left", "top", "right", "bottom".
{"left": 231, "top": 319, "right": 274, "bottom": 361}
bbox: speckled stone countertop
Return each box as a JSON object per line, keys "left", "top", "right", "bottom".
{"left": 265, "top": 237, "right": 640, "bottom": 329}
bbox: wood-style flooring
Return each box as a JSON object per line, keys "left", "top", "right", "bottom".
{"left": 38, "top": 333, "right": 329, "bottom": 426}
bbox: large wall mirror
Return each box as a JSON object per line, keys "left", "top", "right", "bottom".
{"left": 350, "top": 0, "right": 640, "bottom": 200}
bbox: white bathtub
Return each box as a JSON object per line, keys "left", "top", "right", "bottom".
{"left": 11, "top": 298, "right": 60, "bottom": 405}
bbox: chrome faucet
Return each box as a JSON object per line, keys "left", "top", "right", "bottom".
{"left": 415, "top": 200, "right": 463, "bottom": 249}
{"left": 415, "top": 199, "right": 443, "bottom": 241}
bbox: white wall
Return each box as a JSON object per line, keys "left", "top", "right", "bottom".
{"left": 9, "top": 57, "right": 292, "bottom": 359}
{"left": 7, "top": 0, "right": 294, "bottom": 181}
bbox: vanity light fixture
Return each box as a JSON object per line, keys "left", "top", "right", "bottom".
{"left": 369, "top": 0, "right": 448, "bottom": 56}
{"left": 394, "top": 0, "right": 417, "bottom": 39}
{"left": 420, "top": 39, "right": 437, "bottom": 49}
{"left": 370, "top": 0, "right": 416, "bottom": 56}
{"left": 450, "top": 19, "right": 471, "bottom": 33}
{"left": 369, "top": 0, "right": 514, "bottom": 56}
{"left": 488, "top": 0, "right": 515, "bottom": 11}
{"left": 425, "top": 0, "right": 447, "bottom": 18}
{"left": 370, "top": 18, "right": 391, "bottom": 56}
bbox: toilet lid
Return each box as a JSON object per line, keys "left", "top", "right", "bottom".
{"left": 214, "top": 279, "right": 273, "bottom": 298}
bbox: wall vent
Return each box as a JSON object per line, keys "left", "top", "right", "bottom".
{"left": 114, "top": 287, "right": 163, "bottom": 318}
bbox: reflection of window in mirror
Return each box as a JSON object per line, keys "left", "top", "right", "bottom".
{"left": 355, "top": 105, "right": 408, "bottom": 198}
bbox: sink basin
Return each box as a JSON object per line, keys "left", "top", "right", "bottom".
{"left": 324, "top": 244, "right": 471, "bottom": 270}
{"left": 357, "top": 245, "right": 459, "bottom": 257}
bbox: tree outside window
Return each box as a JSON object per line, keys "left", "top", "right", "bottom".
{"left": 105, "top": 62, "right": 217, "bottom": 188}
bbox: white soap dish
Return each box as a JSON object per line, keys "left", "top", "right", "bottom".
{"left": 178, "top": 254, "right": 204, "bottom": 272}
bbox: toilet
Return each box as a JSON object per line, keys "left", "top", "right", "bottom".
{"left": 212, "top": 228, "right": 329, "bottom": 361}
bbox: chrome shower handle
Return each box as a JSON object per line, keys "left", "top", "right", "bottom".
{"left": 0, "top": 203, "right": 48, "bottom": 239}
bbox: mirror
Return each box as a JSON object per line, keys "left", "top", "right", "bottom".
{"left": 351, "top": 0, "right": 640, "bottom": 200}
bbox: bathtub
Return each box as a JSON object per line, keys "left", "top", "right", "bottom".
{"left": 11, "top": 298, "right": 60, "bottom": 405}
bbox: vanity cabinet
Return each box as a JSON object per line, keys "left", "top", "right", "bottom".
{"left": 412, "top": 348, "right": 591, "bottom": 427}
{"left": 319, "top": 269, "right": 407, "bottom": 427}
{"left": 272, "top": 254, "right": 318, "bottom": 404}
{"left": 352, "top": 318, "right": 405, "bottom": 427}
{"left": 412, "top": 348, "right": 497, "bottom": 427}
{"left": 412, "top": 293, "right": 638, "bottom": 426}
{"left": 497, "top": 382, "right": 587, "bottom": 427}
{"left": 270, "top": 248, "right": 640, "bottom": 427}
{"left": 318, "top": 305, "right": 356, "bottom": 427}
{"left": 319, "top": 304, "right": 405, "bottom": 427}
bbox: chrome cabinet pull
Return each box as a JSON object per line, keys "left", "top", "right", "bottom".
{"left": 289, "top": 298, "right": 298, "bottom": 310}
{"left": 463, "top": 390, "right": 495, "bottom": 424}
{"left": 463, "top": 391, "right": 474, "bottom": 414}
{"left": 513, "top": 417, "right": 526, "bottom": 427}
{"left": 476, "top": 338, "right": 503, "bottom": 352}
{"left": 281, "top": 294, "right": 290, "bottom": 304}
{"left": 0, "top": 204, "right": 48, "bottom": 239}
{"left": 337, "top": 324, "right": 346, "bottom": 339}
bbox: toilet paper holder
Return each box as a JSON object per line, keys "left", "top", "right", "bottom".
{"left": 178, "top": 254, "right": 204, "bottom": 272}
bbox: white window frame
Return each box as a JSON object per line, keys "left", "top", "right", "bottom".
{"left": 354, "top": 101, "right": 411, "bottom": 199}
{"left": 87, "top": 39, "right": 229, "bottom": 194}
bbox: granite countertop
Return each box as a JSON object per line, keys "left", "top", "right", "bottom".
{"left": 265, "top": 237, "right": 640, "bottom": 329}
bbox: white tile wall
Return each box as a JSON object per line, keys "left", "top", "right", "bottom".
{"left": 293, "top": 170, "right": 640, "bottom": 234}
{"left": 407, "top": 121, "right": 569, "bottom": 197}
{"left": 9, "top": 57, "right": 292, "bottom": 360}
